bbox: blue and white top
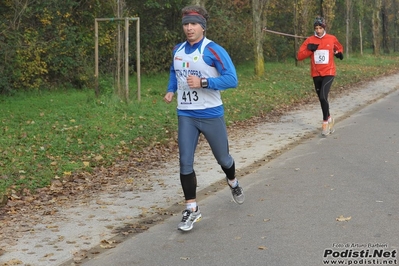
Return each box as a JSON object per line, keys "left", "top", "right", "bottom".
{"left": 167, "top": 37, "right": 238, "bottom": 118}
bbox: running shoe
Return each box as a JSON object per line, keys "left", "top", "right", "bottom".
{"left": 227, "top": 179, "right": 245, "bottom": 204}
{"left": 321, "top": 122, "right": 329, "bottom": 136}
{"left": 328, "top": 117, "right": 335, "bottom": 134}
{"left": 177, "top": 208, "right": 202, "bottom": 231}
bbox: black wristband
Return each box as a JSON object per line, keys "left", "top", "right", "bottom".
{"left": 200, "top": 78, "right": 208, "bottom": 88}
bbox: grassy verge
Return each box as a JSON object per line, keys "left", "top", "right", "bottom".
{"left": 1, "top": 51, "right": 399, "bottom": 195}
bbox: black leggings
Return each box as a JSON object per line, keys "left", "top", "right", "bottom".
{"left": 313, "top": 76, "right": 334, "bottom": 121}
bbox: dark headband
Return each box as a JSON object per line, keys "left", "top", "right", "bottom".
{"left": 182, "top": 12, "right": 206, "bottom": 29}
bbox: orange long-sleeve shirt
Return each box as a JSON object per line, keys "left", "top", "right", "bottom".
{"left": 297, "top": 33, "right": 343, "bottom": 77}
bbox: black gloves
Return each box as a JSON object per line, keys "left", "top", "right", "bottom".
{"left": 307, "top": 43, "right": 319, "bottom": 52}
{"left": 335, "top": 52, "right": 343, "bottom": 60}
{"left": 306, "top": 43, "right": 343, "bottom": 60}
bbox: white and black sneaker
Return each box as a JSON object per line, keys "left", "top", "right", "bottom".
{"left": 177, "top": 207, "right": 202, "bottom": 231}
{"left": 227, "top": 179, "right": 245, "bottom": 204}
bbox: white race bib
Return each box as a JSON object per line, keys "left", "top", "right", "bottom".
{"left": 177, "top": 80, "right": 205, "bottom": 106}
{"left": 314, "top": 50, "right": 329, "bottom": 64}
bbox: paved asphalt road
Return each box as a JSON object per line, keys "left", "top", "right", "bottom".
{"left": 80, "top": 91, "right": 399, "bottom": 266}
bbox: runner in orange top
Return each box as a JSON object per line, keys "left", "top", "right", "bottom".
{"left": 297, "top": 16, "right": 344, "bottom": 136}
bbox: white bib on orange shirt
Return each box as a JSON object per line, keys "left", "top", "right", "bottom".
{"left": 174, "top": 38, "right": 222, "bottom": 110}
{"left": 313, "top": 49, "right": 330, "bottom": 64}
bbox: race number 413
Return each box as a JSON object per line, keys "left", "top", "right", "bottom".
{"left": 181, "top": 90, "right": 198, "bottom": 103}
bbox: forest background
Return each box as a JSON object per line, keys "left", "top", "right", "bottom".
{"left": 0, "top": 0, "right": 396, "bottom": 92}
{"left": 1, "top": 0, "right": 399, "bottom": 200}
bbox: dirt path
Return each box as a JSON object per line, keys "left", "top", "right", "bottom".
{"left": 1, "top": 73, "right": 399, "bottom": 266}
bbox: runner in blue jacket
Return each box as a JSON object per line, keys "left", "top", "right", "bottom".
{"left": 164, "top": 5, "right": 245, "bottom": 232}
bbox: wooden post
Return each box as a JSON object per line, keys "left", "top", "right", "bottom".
{"left": 94, "top": 17, "right": 141, "bottom": 101}
{"left": 136, "top": 18, "right": 141, "bottom": 101}
{"left": 125, "top": 17, "right": 129, "bottom": 101}
{"left": 94, "top": 19, "right": 99, "bottom": 97}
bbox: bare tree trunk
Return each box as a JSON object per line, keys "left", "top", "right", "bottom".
{"left": 393, "top": 0, "right": 399, "bottom": 52}
{"left": 113, "top": 0, "right": 127, "bottom": 100}
{"left": 117, "top": 0, "right": 122, "bottom": 97}
{"left": 372, "top": 0, "right": 382, "bottom": 55}
{"left": 322, "top": 0, "right": 336, "bottom": 31}
{"left": 345, "top": 0, "right": 353, "bottom": 58}
{"left": 294, "top": 0, "right": 300, "bottom": 66}
{"left": 319, "top": 0, "right": 323, "bottom": 16}
{"left": 359, "top": 20, "right": 363, "bottom": 56}
{"left": 381, "top": 0, "right": 389, "bottom": 54}
{"left": 294, "top": 0, "right": 315, "bottom": 66}
{"left": 252, "top": 0, "right": 269, "bottom": 77}
{"left": 357, "top": 0, "right": 365, "bottom": 56}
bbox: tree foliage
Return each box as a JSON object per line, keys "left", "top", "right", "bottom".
{"left": 1, "top": 0, "right": 399, "bottom": 93}
{"left": 0, "top": 0, "right": 107, "bottom": 92}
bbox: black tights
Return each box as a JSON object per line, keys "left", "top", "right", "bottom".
{"left": 313, "top": 76, "right": 334, "bottom": 121}
{"left": 180, "top": 162, "right": 235, "bottom": 201}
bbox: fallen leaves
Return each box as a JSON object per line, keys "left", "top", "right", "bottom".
{"left": 100, "top": 239, "right": 117, "bottom": 249}
{"left": 0, "top": 259, "right": 23, "bottom": 265}
{"left": 49, "top": 180, "right": 63, "bottom": 193}
{"left": 0, "top": 143, "right": 173, "bottom": 264}
{"left": 73, "top": 250, "right": 88, "bottom": 262}
{"left": 336, "top": 215, "right": 352, "bottom": 222}
{"left": 94, "top": 155, "right": 103, "bottom": 161}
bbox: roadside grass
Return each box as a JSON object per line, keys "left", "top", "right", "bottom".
{"left": 1, "top": 51, "right": 399, "bottom": 195}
